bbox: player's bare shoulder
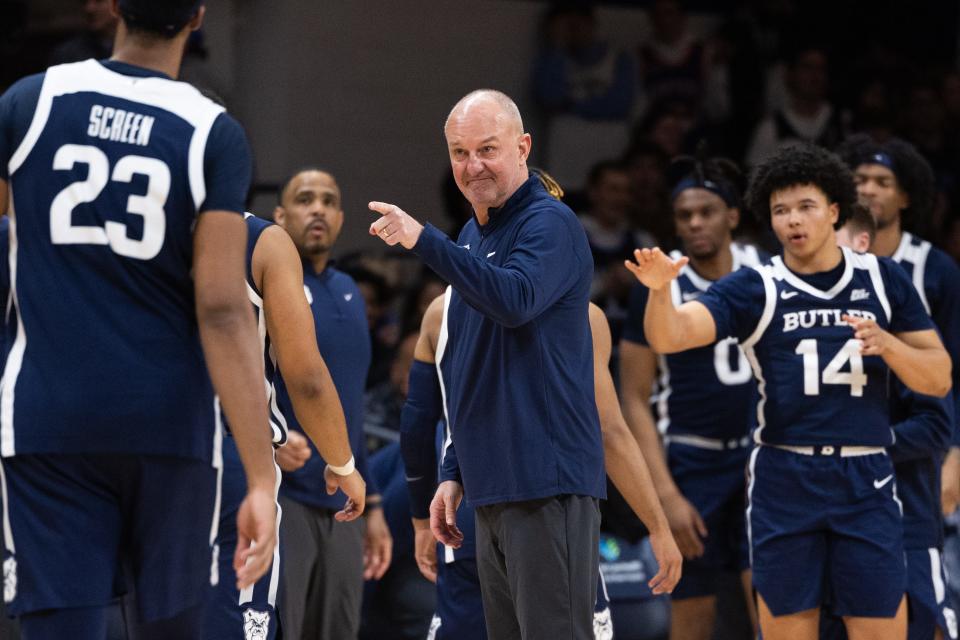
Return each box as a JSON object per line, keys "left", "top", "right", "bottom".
{"left": 250, "top": 221, "right": 303, "bottom": 293}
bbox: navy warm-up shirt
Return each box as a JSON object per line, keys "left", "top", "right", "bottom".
{"left": 277, "top": 263, "right": 377, "bottom": 509}
{"left": 414, "top": 175, "right": 604, "bottom": 507}
{"left": 0, "top": 59, "right": 251, "bottom": 461}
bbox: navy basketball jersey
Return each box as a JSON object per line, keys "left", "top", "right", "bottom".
{"left": 891, "top": 231, "right": 960, "bottom": 425}
{"left": 239, "top": 213, "right": 287, "bottom": 446}
{"left": 718, "top": 248, "right": 931, "bottom": 447}
{"left": 623, "top": 243, "right": 762, "bottom": 442}
{"left": 0, "top": 60, "right": 251, "bottom": 460}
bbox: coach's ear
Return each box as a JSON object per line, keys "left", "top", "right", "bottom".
{"left": 273, "top": 206, "right": 286, "bottom": 227}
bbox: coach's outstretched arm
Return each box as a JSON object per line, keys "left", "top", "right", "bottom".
{"left": 625, "top": 248, "right": 717, "bottom": 353}
{"left": 589, "top": 304, "right": 682, "bottom": 595}
{"left": 368, "top": 202, "right": 576, "bottom": 328}
{"left": 254, "top": 226, "right": 365, "bottom": 521}
{"left": 194, "top": 212, "right": 277, "bottom": 590}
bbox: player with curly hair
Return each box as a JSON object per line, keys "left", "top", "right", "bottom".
{"left": 626, "top": 142, "right": 951, "bottom": 640}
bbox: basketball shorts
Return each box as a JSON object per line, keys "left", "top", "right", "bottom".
{"left": 905, "top": 548, "right": 958, "bottom": 640}
{"left": 747, "top": 446, "right": 905, "bottom": 617}
{"left": 1, "top": 453, "right": 216, "bottom": 621}
{"left": 666, "top": 441, "right": 751, "bottom": 599}
{"left": 201, "top": 436, "right": 281, "bottom": 639}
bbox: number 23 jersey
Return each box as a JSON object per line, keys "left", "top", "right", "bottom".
{"left": 699, "top": 247, "right": 934, "bottom": 447}
{"left": 0, "top": 59, "right": 252, "bottom": 460}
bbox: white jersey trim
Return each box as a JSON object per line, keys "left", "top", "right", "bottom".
{"left": 245, "top": 280, "right": 287, "bottom": 445}
{"left": 745, "top": 446, "right": 760, "bottom": 567}
{"left": 742, "top": 264, "right": 778, "bottom": 443}
{"left": 654, "top": 354, "right": 672, "bottom": 435}
{"left": 8, "top": 60, "right": 224, "bottom": 210}
{"left": 238, "top": 459, "right": 283, "bottom": 607}
{"left": 0, "top": 460, "right": 14, "bottom": 554}
{"left": 770, "top": 249, "right": 854, "bottom": 300}
{"left": 0, "top": 197, "right": 24, "bottom": 457}
{"left": 931, "top": 547, "right": 947, "bottom": 604}
{"left": 674, "top": 242, "right": 762, "bottom": 293}
{"left": 849, "top": 250, "right": 892, "bottom": 322}
{"left": 208, "top": 397, "right": 224, "bottom": 586}
{"left": 435, "top": 287, "right": 457, "bottom": 565}
{"left": 893, "top": 232, "right": 932, "bottom": 315}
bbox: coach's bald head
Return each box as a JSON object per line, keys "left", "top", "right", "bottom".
{"left": 443, "top": 90, "right": 531, "bottom": 222}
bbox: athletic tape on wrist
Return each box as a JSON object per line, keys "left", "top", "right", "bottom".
{"left": 329, "top": 455, "right": 355, "bottom": 477}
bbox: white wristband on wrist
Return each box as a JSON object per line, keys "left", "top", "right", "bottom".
{"left": 329, "top": 455, "right": 355, "bottom": 477}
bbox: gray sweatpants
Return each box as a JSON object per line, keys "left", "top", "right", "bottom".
{"left": 475, "top": 494, "right": 601, "bottom": 640}
{"left": 278, "top": 497, "right": 365, "bottom": 640}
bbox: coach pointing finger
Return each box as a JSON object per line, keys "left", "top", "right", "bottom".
{"left": 370, "top": 89, "right": 605, "bottom": 638}
{"left": 368, "top": 201, "right": 423, "bottom": 249}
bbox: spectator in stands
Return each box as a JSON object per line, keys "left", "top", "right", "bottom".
{"left": 902, "top": 80, "right": 960, "bottom": 217}
{"left": 400, "top": 272, "right": 448, "bottom": 338}
{"left": 745, "top": 43, "right": 845, "bottom": 166}
{"left": 637, "top": 95, "right": 700, "bottom": 160}
{"left": 622, "top": 139, "right": 674, "bottom": 249}
{"left": 579, "top": 160, "right": 655, "bottom": 339}
{"left": 637, "top": 0, "right": 730, "bottom": 124}
{"left": 345, "top": 265, "right": 401, "bottom": 390}
{"left": 533, "top": 1, "right": 636, "bottom": 190}
{"left": 365, "top": 332, "right": 419, "bottom": 452}
{"left": 49, "top": 0, "right": 116, "bottom": 64}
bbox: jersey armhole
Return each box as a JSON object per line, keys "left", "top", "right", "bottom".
{"left": 741, "top": 266, "right": 777, "bottom": 349}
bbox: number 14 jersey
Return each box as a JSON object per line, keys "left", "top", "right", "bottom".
{"left": 0, "top": 59, "right": 252, "bottom": 461}
{"left": 699, "top": 247, "right": 934, "bottom": 447}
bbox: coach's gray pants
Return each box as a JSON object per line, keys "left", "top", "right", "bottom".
{"left": 279, "top": 497, "right": 365, "bottom": 640}
{"left": 475, "top": 494, "right": 601, "bottom": 640}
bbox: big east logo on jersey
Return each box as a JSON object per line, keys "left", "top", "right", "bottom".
{"left": 783, "top": 309, "right": 877, "bottom": 333}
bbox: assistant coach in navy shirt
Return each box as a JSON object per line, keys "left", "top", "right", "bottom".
{"left": 369, "top": 89, "right": 607, "bottom": 639}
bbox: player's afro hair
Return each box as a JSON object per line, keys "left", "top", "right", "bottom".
{"left": 835, "top": 134, "right": 936, "bottom": 224}
{"left": 745, "top": 143, "right": 857, "bottom": 230}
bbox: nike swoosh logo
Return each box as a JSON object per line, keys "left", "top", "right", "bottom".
{"left": 780, "top": 291, "right": 799, "bottom": 300}
{"left": 874, "top": 475, "right": 894, "bottom": 489}
{"left": 487, "top": 251, "right": 496, "bottom": 258}
{"left": 405, "top": 475, "right": 424, "bottom": 482}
